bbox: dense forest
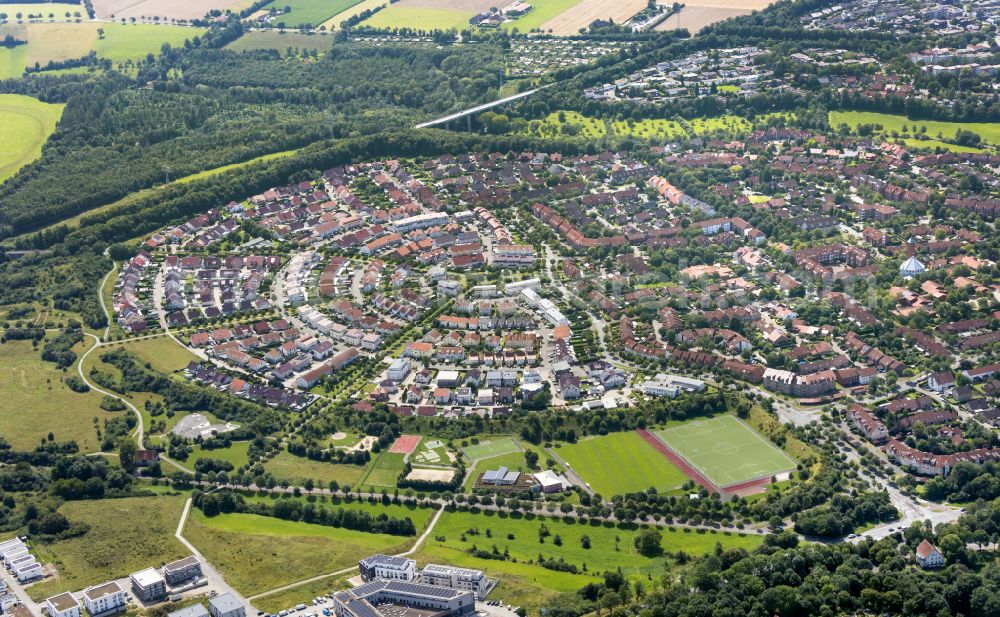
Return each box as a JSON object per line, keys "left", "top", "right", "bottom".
{"left": 0, "top": 37, "right": 504, "bottom": 236}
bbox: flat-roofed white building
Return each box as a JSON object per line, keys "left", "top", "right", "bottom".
{"left": 163, "top": 555, "right": 202, "bottom": 585}
{"left": 82, "top": 581, "right": 126, "bottom": 617}
{"left": 420, "top": 564, "right": 489, "bottom": 599}
{"left": 358, "top": 555, "right": 417, "bottom": 583}
{"left": 129, "top": 568, "right": 166, "bottom": 603}
{"left": 14, "top": 561, "right": 42, "bottom": 582}
{"left": 46, "top": 592, "right": 82, "bottom": 617}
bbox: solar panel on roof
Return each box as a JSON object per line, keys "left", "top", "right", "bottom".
{"left": 384, "top": 581, "right": 463, "bottom": 599}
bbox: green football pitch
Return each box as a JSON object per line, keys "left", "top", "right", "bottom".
{"left": 462, "top": 437, "right": 521, "bottom": 461}
{"left": 655, "top": 416, "right": 795, "bottom": 487}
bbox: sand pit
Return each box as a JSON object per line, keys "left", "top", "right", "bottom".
{"left": 348, "top": 435, "right": 378, "bottom": 452}
{"left": 405, "top": 468, "right": 456, "bottom": 483}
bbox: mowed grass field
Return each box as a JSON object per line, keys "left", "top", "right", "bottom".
{"left": 273, "top": 0, "right": 364, "bottom": 26}
{"left": 413, "top": 510, "right": 762, "bottom": 612}
{"left": 0, "top": 22, "right": 204, "bottom": 79}
{"left": 360, "top": 5, "right": 474, "bottom": 30}
{"left": 829, "top": 110, "right": 1000, "bottom": 147}
{"left": 0, "top": 94, "right": 63, "bottom": 183}
{"left": 184, "top": 510, "right": 414, "bottom": 596}
{"left": 358, "top": 452, "right": 406, "bottom": 489}
{"left": 28, "top": 495, "right": 189, "bottom": 601}
{"left": 188, "top": 441, "right": 251, "bottom": 470}
{"left": 0, "top": 339, "right": 113, "bottom": 452}
{"left": 265, "top": 451, "right": 368, "bottom": 487}
{"left": 556, "top": 432, "right": 687, "bottom": 497}
{"left": 462, "top": 436, "right": 522, "bottom": 461}
{"left": 0, "top": 3, "right": 83, "bottom": 20}
{"left": 655, "top": 415, "right": 795, "bottom": 487}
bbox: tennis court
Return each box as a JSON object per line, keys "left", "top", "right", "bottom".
{"left": 654, "top": 416, "right": 795, "bottom": 487}
{"left": 461, "top": 437, "right": 521, "bottom": 461}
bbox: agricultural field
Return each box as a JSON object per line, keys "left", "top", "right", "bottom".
{"left": 829, "top": 111, "right": 1000, "bottom": 147}
{"left": 655, "top": 415, "right": 796, "bottom": 488}
{"left": 104, "top": 335, "right": 199, "bottom": 373}
{"left": 183, "top": 510, "right": 413, "bottom": 596}
{"left": 413, "top": 510, "right": 763, "bottom": 612}
{"left": 0, "top": 94, "right": 63, "bottom": 184}
{"left": 225, "top": 31, "right": 334, "bottom": 53}
{"left": 536, "top": 0, "right": 645, "bottom": 35}
{"left": 358, "top": 452, "right": 406, "bottom": 489}
{"left": 322, "top": 0, "right": 384, "bottom": 29}
{"left": 265, "top": 451, "right": 368, "bottom": 487}
{"left": 461, "top": 436, "right": 522, "bottom": 461}
{"left": 28, "top": 495, "right": 189, "bottom": 601}
{"left": 360, "top": 5, "right": 474, "bottom": 31}
{"left": 0, "top": 3, "right": 83, "bottom": 21}
{"left": 501, "top": 0, "right": 579, "bottom": 32}
{"left": 91, "top": 0, "right": 254, "bottom": 21}
{"left": 556, "top": 432, "right": 688, "bottom": 497}
{"left": 0, "top": 22, "right": 204, "bottom": 79}
{"left": 0, "top": 339, "right": 113, "bottom": 452}
{"left": 272, "top": 0, "right": 365, "bottom": 27}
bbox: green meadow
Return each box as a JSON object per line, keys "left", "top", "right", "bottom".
{"left": 0, "top": 93, "right": 63, "bottom": 183}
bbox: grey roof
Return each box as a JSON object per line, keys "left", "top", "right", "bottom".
{"left": 164, "top": 555, "right": 200, "bottom": 572}
{"left": 170, "top": 605, "right": 210, "bottom": 617}
{"left": 209, "top": 593, "right": 243, "bottom": 615}
{"left": 359, "top": 555, "right": 411, "bottom": 569}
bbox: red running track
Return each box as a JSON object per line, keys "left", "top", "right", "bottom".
{"left": 636, "top": 429, "right": 720, "bottom": 494}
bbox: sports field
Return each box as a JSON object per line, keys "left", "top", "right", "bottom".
{"left": 0, "top": 94, "right": 63, "bottom": 183}
{"left": 655, "top": 416, "right": 795, "bottom": 488}
{"left": 556, "top": 431, "right": 687, "bottom": 496}
{"left": 389, "top": 434, "right": 421, "bottom": 454}
{"left": 462, "top": 436, "right": 521, "bottom": 461}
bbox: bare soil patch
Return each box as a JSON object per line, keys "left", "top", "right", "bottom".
{"left": 654, "top": 4, "right": 752, "bottom": 33}
{"left": 405, "top": 468, "right": 456, "bottom": 483}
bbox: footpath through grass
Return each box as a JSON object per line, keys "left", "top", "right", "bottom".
{"left": 184, "top": 510, "right": 413, "bottom": 596}
{"left": 556, "top": 432, "right": 687, "bottom": 497}
{"left": 0, "top": 94, "right": 63, "bottom": 183}
{"left": 29, "top": 495, "right": 189, "bottom": 600}
{"left": 0, "top": 339, "right": 111, "bottom": 452}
